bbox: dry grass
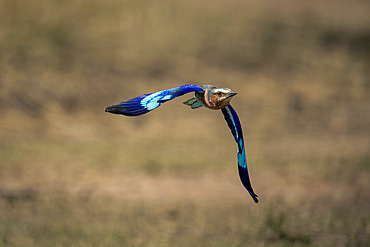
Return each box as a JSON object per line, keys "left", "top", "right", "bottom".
{"left": 0, "top": 0, "right": 369, "bottom": 246}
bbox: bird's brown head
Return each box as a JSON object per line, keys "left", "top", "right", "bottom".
{"left": 203, "top": 85, "right": 237, "bottom": 110}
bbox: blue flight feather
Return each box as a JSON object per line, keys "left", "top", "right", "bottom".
{"left": 221, "top": 105, "right": 258, "bottom": 203}
{"left": 105, "top": 84, "right": 204, "bottom": 116}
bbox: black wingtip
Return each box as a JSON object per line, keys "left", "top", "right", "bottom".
{"left": 250, "top": 193, "right": 259, "bottom": 203}
{"left": 105, "top": 105, "right": 118, "bottom": 114}
{"left": 105, "top": 105, "right": 126, "bottom": 115}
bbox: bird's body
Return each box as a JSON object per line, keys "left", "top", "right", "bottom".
{"left": 183, "top": 85, "right": 237, "bottom": 110}
{"left": 105, "top": 84, "right": 259, "bottom": 203}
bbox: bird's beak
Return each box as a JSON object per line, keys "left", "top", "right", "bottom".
{"left": 226, "top": 91, "right": 237, "bottom": 98}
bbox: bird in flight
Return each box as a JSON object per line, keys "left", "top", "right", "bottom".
{"left": 105, "top": 84, "right": 258, "bottom": 203}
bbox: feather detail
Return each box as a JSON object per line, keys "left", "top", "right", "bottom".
{"left": 221, "top": 105, "right": 258, "bottom": 203}
{"left": 105, "top": 84, "right": 204, "bottom": 116}
{"left": 183, "top": 96, "right": 204, "bottom": 109}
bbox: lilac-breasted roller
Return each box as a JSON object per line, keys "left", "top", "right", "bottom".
{"left": 105, "top": 84, "right": 258, "bottom": 203}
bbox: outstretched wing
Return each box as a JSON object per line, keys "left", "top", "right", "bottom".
{"left": 221, "top": 105, "right": 258, "bottom": 203}
{"left": 105, "top": 84, "right": 204, "bottom": 116}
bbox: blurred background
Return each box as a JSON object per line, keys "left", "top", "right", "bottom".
{"left": 0, "top": 0, "right": 369, "bottom": 246}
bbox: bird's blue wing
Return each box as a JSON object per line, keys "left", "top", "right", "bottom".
{"left": 105, "top": 84, "right": 204, "bottom": 116}
{"left": 221, "top": 105, "right": 258, "bottom": 203}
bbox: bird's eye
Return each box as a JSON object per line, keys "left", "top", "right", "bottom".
{"left": 217, "top": 92, "right": 223, "bottom": 96}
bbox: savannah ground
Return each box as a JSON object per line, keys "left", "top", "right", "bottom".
{"left": 0, "top": 0, "right": 369, "bottom": 246}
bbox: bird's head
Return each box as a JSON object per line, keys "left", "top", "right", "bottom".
{"left": 203, "top": 85, "right": 237, "bottom": 110}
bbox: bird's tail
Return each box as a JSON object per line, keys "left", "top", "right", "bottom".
{"left": 183, "top": 97, "right": 203, "bottom": 109}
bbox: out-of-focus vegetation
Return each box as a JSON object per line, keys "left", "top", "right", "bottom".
{"left": 0, "top": 0, "right": 369, "bottom": 246}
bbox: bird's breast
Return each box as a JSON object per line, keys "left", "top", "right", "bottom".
{"left": 196, "top": 87, "right": 230, "bottom": 110}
